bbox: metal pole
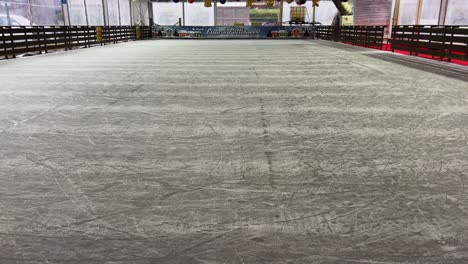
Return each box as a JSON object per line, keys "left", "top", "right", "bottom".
{"left": 148, "top": 0, "right": 153, "bottom": 26}
{"left": 182, "top": 0, "right": 185, "bottom": 26}
{"left": 279, "top": 0, "right": 283, "bottom": 25}
{"left": 83, "top": 0, "right": 89, "bottom": 25}
{"left": 117, "top": 0, "right": 121, "bottom": 25}
{"left": 438, "top": 0, "right": 448, "bottom": 26}
{"left": 312, "top": 5, "right": 315, "bottom": 24}
{"left": 102, "top": 0, "right": 108, "bottom": 26}
{"left": 415, "top": 0, "right": 423, "bottom": 25}
{"left": 62, "top": 2, "right": 67, "bottom": 26}
{"left": 28, "top": 0, "right": 33, "bottom": 25}
{"left": 214, "top": 0, "right": 217, "bottom": 26}
{"left": 66, "top": 0, "right": 72, "bottom": 25}
{"left": 5, "top": 2, "right": 11, "bottom": 26}
{"left": 129, "top": 0, "right": 134, "bottom": 25}
{"left": 388, "top": 0, "right": 398, "bottom": 39}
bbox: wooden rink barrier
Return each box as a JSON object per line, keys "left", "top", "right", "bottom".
{"left": 0, "top": 26, "right": 152, "bottom": 59}
{"left": 390, "top": 25, "right": 468, "bottom": 62}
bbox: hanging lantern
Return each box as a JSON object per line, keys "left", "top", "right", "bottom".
{"left": 173, "top": 0, "right": 179, "bottom": 2}
{"left": 246, "top": 0, "right": 252, "bottom": 7}
{"left": 219, "top": 0, "right": 226, "bottom": 3}
{"left": 286, "top": 0, "right": 293, "bottom": 3}
{"left": 296, "top": 0, "right": 306, "bottom": 5}
{"left": 266, "top": 0, "right": 274, "bottom": 7}
{"left": 204, "top": 0, "right": 212, "bottom": 7}
{"left": 188, "top": 0, "right": 195, "bottom": 3}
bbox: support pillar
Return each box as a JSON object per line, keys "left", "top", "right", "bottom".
{"left": 415, "top": 0, "right": 423, "bottom": 25}
{"left": 4, "top": 2, "right": 11, "bottom": 26}
{"left": 27, "top": 0, "right": 34, "bottom": 26}
{"left": 279, "top": 0, "right": 283, "bottom": 25}
{"left": 83, "top": 0, "right": 90, "bottom": 26}
{"left": 312, "top": 5, "right": 316, "bottom": 24}
{"left": 214, "top": 0, "right": 217, "bottom": 26}
{"left": 148, "top": 0, "right": 153, "bottom": 26}
{"left": 102, "top": 0, "right": 109, "bottom": 26}
{"left": 438, "top": 0, "right": 448, "bottom": 26}
{"left": 182, "top": 0, "right": 185, "bottom": 26}
{"left": 388, "top": 0, "right": 399, "bottom": 39}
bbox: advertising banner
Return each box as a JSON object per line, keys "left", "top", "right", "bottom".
{"left": 154, "top": 26, "right": 314, "bottom": 39}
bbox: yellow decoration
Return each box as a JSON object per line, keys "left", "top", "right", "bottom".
{"left": 204, "top": 0, "right": 212, "bottom": 7}
{"left": 312, "top": 0, "right": 320, "bottom": 7}
{"left": 286, "top": 0, "right": 294, "bottom": 3}
{"left": 246, "top": 0, "right": 252, "bottom": 7}
{"left": 266, "top": 0, "right": 274, "bottom": 7}
{"left": 96, "top": 26, "right": 103, "bottom": 42}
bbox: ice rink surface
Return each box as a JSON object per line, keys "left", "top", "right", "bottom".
{"left": 0, "top": 39, "right": 467, "bottom": 263}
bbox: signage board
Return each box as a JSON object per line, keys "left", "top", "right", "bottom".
{"left": 154, "top": 26, "right": 314, "bottom": 39}
{"left": 341, "top": 15, "right": 354, "bottom": 26}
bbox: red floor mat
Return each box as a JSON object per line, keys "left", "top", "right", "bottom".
{"left": 345, "top": 43, "right": 468, "bottom": 66}
{"left": 381, "top": 43, "right": 468, "bottom": 66}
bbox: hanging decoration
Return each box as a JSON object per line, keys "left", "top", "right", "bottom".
{"left": 246, "top": 0, "right": 252, "bottom": 7}
{"left": 172, "top": 0, "right": 179, "bottom": 2}
{"left": 266, "top": 0, "right": 274, "bottom": 7}
{"left": 219, "top": 0, "right": 226, "bottom": 4}
{"left": 188, "top": 0, "right": 195, "bottom": 3}
{"left": 296, "top": 0, "right": 306, "bottom": 5}
{"left": 286, "top": 0, "right": 293, "bottom": 3}
{"left": 204, "top": 0, "right": 212, "bottom": 7}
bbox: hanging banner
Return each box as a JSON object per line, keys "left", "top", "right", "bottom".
{"left": 155, "top": 26, "right": 314, "bottom": 39}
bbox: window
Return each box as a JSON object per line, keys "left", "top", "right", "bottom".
{"left": 398, "top": 0, "right": 418, "bottom": 25}
{"left": 249, "top": 3, "right": 280, "bottom": 26}
{"left": 0, "top": 16, "right": 8, "bottom": 26}
{"left": 31, "top": 0, "right": 64, "bottom": 25}
{"left": 185, "top": 2, "right": 214, "bottom": 26}
{"left": 119, "top": 0, "right": 130, "bottom": 25}
{"left": 86, "top": 0, "right": 103, "bottom": 25}
{"left": 354, "top": 0, "right": 392, "bottom": 26}
{"left": 68, "top": 0, "right": 87, "bottom": 25}
{"left": 107, "top": 0, "right": 120, "bottom": 25}
{"left": 445, "top": 0, "right": 468, "bottom": 25}
{"left": 0, "top": 2, "right": 10, "bottom": 25}
{"left": 153, "top": 1, "right": 182, "bottom": 25}
{"left": 216, "top": 2, "right": 249, "bottom": 26}
{"left": 1, "top": 0, "right": 33, "bottom": 26}
{"left": 420, "top": 0, "right": 440, "bottom": 25}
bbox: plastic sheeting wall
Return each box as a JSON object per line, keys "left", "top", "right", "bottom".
{"left": 132, "top": 0, "right": 149, "bottom": 25}
{"left": 354, "top": 0, "right": 392, "bottom": 26}
{"left": 398, "top": 0, "right": 418, "bottom": 25}
{"left": 420, "top": 0, "right": 440, "bottom": 25}
{"left": 446, "top": 0, "right": 468, "bottom": 25}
